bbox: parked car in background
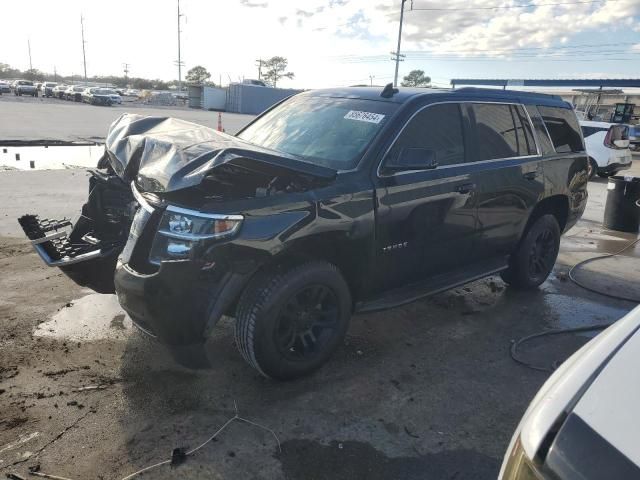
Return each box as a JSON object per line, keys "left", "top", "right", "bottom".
{"left": 41, "top": 82, "right": 57, "bottom": 97}
{"left": 65, "top": 85, "right": 86, "bottom": 102}
{"left": 100, "top": 88, "right": 122, "bottom": 105}
{"left": 52, "top": 84, "right": 68, "bottom": 99}
{"left": 628, "top": 124, "right": 640, "bottom": 152}
{"left": 580, "top": 120, "right": 632, "bottom": 179}
{"left": 113, "top": 87, "right": 125, "bottom": 96}
{"left": 124, "top": 88, "right": 140, "bottom": 97}
{"left": 499, "top": 305, "right": 640, "bottom": 479}
{"left": 19, "top": 87, "right": 588, "bottom": 379}
{"left": 82, "top": 87, "right": 113, "bottom": 106}
{"left": 14, "top": 80, "right": 38, "bottom": 97}
{"left": 0, "top": 81, "right": 11, "bottom": 93}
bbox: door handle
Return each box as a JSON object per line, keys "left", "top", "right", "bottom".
{"left": 523, "top": 171, "right": 539, "bottom": 180}
{"left": 454, "top": 183, "right": 476, "bottom": 194}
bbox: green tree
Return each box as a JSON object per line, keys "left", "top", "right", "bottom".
{"left": 23, "top": 69, "right": 44, "bottom": 81}
{"left": 186, "top": 65, "right": 211, "bottom": 84}
{"left": 401, "top": 70, "right": 431, "bottom": 88}
{"left": 263, "top": 56, "right": 294, "bottom": 88}
{"left": 0, "top": 63, "right": 21, "bottom": 79}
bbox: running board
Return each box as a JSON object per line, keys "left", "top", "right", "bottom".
{"left": 355, "top": 258, "right": 508, "bottom": 314}
{"left": 18, "top": 214, "right": 102, "bottom": 267}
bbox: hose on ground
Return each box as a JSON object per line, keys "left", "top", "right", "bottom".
{"left": 510, "top": 323, "right": 612, "bottom": 372}
{"left": 568, "top": 236, "right": 640, "bottom": 303}
{"left": 512, "top": 235, "right": 640, "bottom": 371}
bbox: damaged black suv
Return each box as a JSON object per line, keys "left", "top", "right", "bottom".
{"left": 19, "top": 86, "right": 588, "bottom": 379}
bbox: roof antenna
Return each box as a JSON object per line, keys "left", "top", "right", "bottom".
{"left": 380, "top": 82, "right": 399, "bottom": 98}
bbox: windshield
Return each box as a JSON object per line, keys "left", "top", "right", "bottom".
{"left": 102, "top": 89, "right": 117, "bottom": 95}
{"left": 19, "top": 81, "right": 33, "bottom": 86}
{"left": 237, "top": 94, "right": 397, "bottom": 170}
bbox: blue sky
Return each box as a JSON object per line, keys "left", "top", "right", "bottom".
{"left": 1, "top": 0, "right": 639, "bottom": 88}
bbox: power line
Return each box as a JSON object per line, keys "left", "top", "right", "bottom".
{"left": 326, "top": 42, "right": 640, "bottom": 61}
{"left": 399, "top": 0, "right": 620, "bottom": 12}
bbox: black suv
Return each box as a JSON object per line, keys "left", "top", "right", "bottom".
{"left": 19, "top": 86, "right": 588, "bottom": 379}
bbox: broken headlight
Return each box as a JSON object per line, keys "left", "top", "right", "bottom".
{"left": 149, "top": 206, "right": 243, "bottom": 264}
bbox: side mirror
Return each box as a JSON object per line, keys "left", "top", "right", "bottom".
{"left": 613, "top": 139, "right": 629, "bottom": 148}
{"left": 384, "top": 147, "right": 439, "bottom": 172}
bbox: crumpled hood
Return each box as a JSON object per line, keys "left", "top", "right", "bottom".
{"left": 101, "top": 113, "right": 337, "bottom": 193}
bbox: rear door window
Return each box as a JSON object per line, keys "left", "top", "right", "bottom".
{"left": 468, "top": 103, "right": 536, "bottom": 161}
{"left": 525, "top": 105, "right": 555, "bottom": 155}
{"left": 537, "top": 106, "right": 584, "bottom": 153}
{"left": 387, "top": 103, "right": 465, "bottom": 167}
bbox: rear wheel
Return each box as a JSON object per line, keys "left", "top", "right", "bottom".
{"left": 588, "top": 158, "right": 598, "bottom": 180}
{"left": 501, "top": 214, "right": 560, "bottom": 289}
{"left": 235, "top": 261, "right": 351, "bottom": 380}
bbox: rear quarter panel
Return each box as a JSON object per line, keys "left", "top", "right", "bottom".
{"left": 543, "top": 152, "right": 589, "bottom": 232}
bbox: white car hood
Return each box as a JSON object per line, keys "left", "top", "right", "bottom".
{"left": 508, "top": 305, "right": 640, "bottom": 461}
{"left": 573, "top": 325, "right": 640, "bottom": 465}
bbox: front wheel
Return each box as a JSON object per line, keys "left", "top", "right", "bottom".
{"left": 501, "top": 214, "right": 560, "bottom": 289}
{"left": 235, "top": 261, "right": 352, "bottom": 380}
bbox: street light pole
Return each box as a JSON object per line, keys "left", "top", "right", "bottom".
{"left": 392, "top": 0, "right": 407, "bottom": 87}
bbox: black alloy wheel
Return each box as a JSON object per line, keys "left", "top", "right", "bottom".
{"left": 501, "top": 214, "right": 560, "bottom": 289}
{"left": 235, "top": 261, "right": 352, "bottom": 380}
{"left": 528, "top": 228, "right": 556, "bottom": 283}
{"left": 274, "top": 284, "right": 340, "bottom": 362}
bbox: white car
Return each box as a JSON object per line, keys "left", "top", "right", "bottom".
{"left": 580, "top": 120, "right": 632, "bottom": 179}
{"left": 499, "top": 305, "right": 640, "bottom": 479}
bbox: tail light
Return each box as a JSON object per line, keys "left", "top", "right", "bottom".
{"left": 604, "top": 125, "right": 630, "bottom": 149}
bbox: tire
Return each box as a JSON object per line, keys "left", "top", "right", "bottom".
{"left": 588, "top": 158, "right": 598, "bottom": 180}
{"left": 501, "top": 214, "right": 560, "bottom": 289}
{"left": 235, "top": 261, "right": 352, "bottom": 380}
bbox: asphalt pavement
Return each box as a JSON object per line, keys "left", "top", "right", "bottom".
{"left": 0, "top": 95, "right": 254, "bottom": 142}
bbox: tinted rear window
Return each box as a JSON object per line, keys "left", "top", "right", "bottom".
{"left": 469, "top": 103, "right": 537, "bottom": 161}
{"left": 538, "top": 106, "right": 584, "bottom": 153}
{"left": 387, "top": 103, "right": 465, "bottom": 167}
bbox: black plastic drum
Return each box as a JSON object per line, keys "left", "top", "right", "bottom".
{"left": 603, "top": 176, "right": 640, "bottom": 233}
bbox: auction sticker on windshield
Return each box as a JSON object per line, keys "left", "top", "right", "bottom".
{"left": 344, "top": 110, "right": 385, "bottom": 124}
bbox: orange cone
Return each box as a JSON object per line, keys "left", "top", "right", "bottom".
{"left": 217, "top": 112, "right": 223, "bottom": 132}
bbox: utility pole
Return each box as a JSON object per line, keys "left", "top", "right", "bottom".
{"left": 80, "top": 14, "right": 88, "bottom": 82}
{"left": 176, "top": 0, "right": 184, "bottom": 92}
{"left": 54, "top": 66, "right": 58, "bottom": 82}
{"left": 369, "top": 75, "right": 375, "bottom": 87}
{"left": 391, "top": 0, "right": 408, "bottom": 87}
{"left": 27, "top": 39, "right": 33, "bottom": 71}
{"left": 255, "top": 59, "right": 263, "bottom": 80}
{"left": 123, "top": 63, "right": 130, "bottom": 86}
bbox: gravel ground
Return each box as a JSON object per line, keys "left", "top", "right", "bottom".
{"left": 0, "top": 106, "right": 639, "bottom": 478}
